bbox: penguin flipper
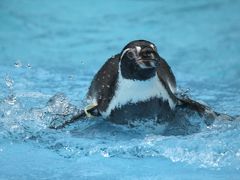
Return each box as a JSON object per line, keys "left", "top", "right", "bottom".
{"left": 177, "top": 96, "right": 235, "bottom": 125}
{"left": 87, "top": 54, "right": 120, "bottom": 112}
{"left": 177, "top": 97, "right": 212, "bottom": 116}
{"left": 50, "top": 55, "right": 120, "bottom": 129}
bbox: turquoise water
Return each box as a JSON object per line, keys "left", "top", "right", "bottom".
{"left": 1, "top": 0, "right": 240, "bottom": 179}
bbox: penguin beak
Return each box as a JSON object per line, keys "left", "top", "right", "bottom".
{"left": 136, "top": 49, "right": 159, "bottom": 69}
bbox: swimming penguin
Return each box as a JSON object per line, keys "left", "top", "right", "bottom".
{"left": 50, "top": 40, "right": 233, "bottom": 129}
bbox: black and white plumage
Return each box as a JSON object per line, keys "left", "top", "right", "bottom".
{"left": 86, "top": 40, "right": 217, "bottom": 124}
{"left": 50, "top": 40, "right": 232, "bottom": 129}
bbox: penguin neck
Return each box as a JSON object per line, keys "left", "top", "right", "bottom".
{"left": 120, "top": 61, "right": 156, "bottom": 81}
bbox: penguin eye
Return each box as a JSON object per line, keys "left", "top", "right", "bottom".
{"left": 127, "top": 51, "right": 135, "bottom": 59}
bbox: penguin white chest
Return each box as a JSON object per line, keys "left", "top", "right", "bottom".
{"left": 101, "top": 74, "right": 175, "bottom": 117}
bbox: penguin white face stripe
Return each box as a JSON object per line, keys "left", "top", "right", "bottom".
{"left": 120, "top": 46, "right": 142, "bottom": 60}
{"left": 120, "top": 48, "right": 130, "bottom": 60}
{"left": 100, "top": 68, "right": 176, "bottom": 117}
{"left": 136, "top": 46, "right": 141, "bottom": 54}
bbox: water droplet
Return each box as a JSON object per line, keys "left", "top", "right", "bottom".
{"left": 68, "top": 75, "right": 74, "bottom": 80}
{"left": 5, "top": 75, "right": 14, "bottom": 89}
{"left": 101, "top": 151, "right": 110, "bottom": 158}
{"left": 14, "top": 60, "right": 22, "bottom": 68}
{"left": 26, "top": 64, "right": 32, "bottom": 68}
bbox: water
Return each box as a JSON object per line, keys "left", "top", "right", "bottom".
{"left": 1, "top": 0, "right": 240, "bottom": 179}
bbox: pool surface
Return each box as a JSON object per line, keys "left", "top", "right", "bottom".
{"left": 0, "top": 0, "right": 240, "bottom": 179}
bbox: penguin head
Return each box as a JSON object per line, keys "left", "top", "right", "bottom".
{"left": 119, "top": 40, "right": 160, "bottom": 80}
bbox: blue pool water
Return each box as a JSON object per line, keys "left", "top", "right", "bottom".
{"left": 1, "top": 0, "right": 240, "bottom": 179}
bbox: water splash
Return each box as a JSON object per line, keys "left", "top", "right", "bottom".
{"left": 4, "top": 75, "right": 17, "bottom": 105}
{"left": 0, "top": 81, "right": 239, "bottom": 170}
{"left": 5, "top": 75, "right": 14, "bottom": 89}
{"left": 0, "top": 65, "right": 239, "bottom": 172}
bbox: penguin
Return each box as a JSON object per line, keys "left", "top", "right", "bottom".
{"left": 50, "top": 40, "right": 232, "bottom": 129}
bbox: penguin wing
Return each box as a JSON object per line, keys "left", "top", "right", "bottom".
{"left": 156, "top": 57, "right": 176, "bottom": 94}
{"left": 87, "top": 54, "right": 120, "bottom": 112}
{"left": 176, "top": 96, "right": 221, "bottom": 125}
{"left": 155, "top": 57, "right": 218, "bottom": 120}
